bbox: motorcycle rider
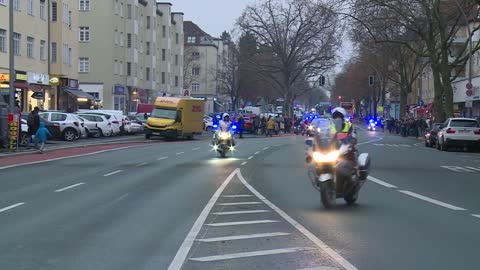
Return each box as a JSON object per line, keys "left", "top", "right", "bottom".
{"left": 215, "top": 113, "right": 236, "bottom": 146}
{"left": 331, "top": 107, "right": 352, "bottom": 140}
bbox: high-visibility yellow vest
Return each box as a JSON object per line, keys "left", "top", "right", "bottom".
{"left": 331, "top": 121, "right": 351, "bottom": 133}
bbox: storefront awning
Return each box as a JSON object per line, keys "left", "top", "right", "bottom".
{"left": 65, "top": 88, "right": 95, "bottom": 100}
{"left": 28, "top": 84, "right": 51, "bottom": 92}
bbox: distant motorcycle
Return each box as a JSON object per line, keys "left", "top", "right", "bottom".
{"left": 212, "top": 130, "right": 235, "bottom": 158}
{"left": 306, "top": 120, "right": 370, "bottom": 208}
{"left": 367, "top": 121, "right": 376, "bottom": 131}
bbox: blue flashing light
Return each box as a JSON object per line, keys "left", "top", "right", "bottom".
{"left": 369, "top": 119, "right": 374, "bottom": 123}
{"left": 213, "top": 124, "right": 218, "bottom": 128}
{"left": 374, "top": 121, "right": 378, "bottom": 125}
{"left": 232, "top": 125, "right": 237, "bottom": 130}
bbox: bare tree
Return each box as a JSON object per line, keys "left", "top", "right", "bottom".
{"left": 183, "top": 46, "right": 200, "bottom": 90}
{"left": 237, "top": 0, "right": 343, "bottom": 116}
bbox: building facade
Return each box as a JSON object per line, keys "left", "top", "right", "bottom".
{"left": 0, "top": 0, "right": 78, "bottom": 112}
{"left": 78, "top": 0, "right": 184, "bottom": 112}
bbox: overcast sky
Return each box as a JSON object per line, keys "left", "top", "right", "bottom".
{"left": 169, "top": 0, "right": 353, "bottom": 72}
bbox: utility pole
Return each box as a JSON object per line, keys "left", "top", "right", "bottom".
{"left": 8, "top": 0, "right": 15, "bottom": 113}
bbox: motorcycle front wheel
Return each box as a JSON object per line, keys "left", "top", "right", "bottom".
{"left": 320, "top": 181, "right": 336, "bottom": 209}
{"left": 344, "top": 190, "right": 359, "bottom": 205}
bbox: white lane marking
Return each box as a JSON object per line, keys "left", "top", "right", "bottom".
{"left": 237, "top": 170, "right": 358, "bottom": 270}
{"left": 212, "top": 210, "right": 270, "bottom": 215}
{"left": 0, "top": 145, "right": 146, "bottom": 171}
{"left": 373, "top": 144, "right": 384, "bottom": 146}
{"left": 189, "top": 247, "right": 315, "bottom": 262}
{"left": 217, "top": 201, "right": 261, "bottom": 206}
{"left": 471, "top": 214, "right": 480, "bottom": 219}
{"left": 136, "top": 162, "right": 148, "bottom": 167}
{"left": 103, "top": 170, "right": 122, "bottom": 177}
{"left": 241, "top": 161, "right": 247, "bottom": 166}
{"left": 367, "top": 176, "right": 398, "bottom": 188}
{"left": 192, "top": 147, "right": 200, "bottom": 151}
{"left": 167, "top": 169, "right": 239, "bottom": 270}
{"left": 0, "top": 202, "right": 25, "bottom": 213}
{"left": 158, "top": 156, "right": 168, "bottom": 160}
{"left": 356, "top": 136, "right": 383, "bottom": 146}
{"left": 196, "top": 232, "right": 290, "bottom": 243}
{"left": 54, "top": 182, "right": 85, "bottom": 192}
{"left": 465, "top": 166, "right": 480, "bottom": 172}
{"left": 398, "top": 190, "right": 466, "bottom": 211}
{"left": 441, "top": 166, "right": 475, "bottom": 172}
{"left": 176, "top": 152, "right": 185, "bottom": 155}
{"left": 299, "top": 267, "right": 341, "bottom": 270}
{"left": 222, "top": 194, "right": 253, "bottom": 198}
{"left": 400, "top": 144, "right": 413, "bottom": 147}
{"left": 263, "top": 147, "right": 270, "bottom": 150}
{"left": 248, "top": 156, "right": 253, "bottom": 160}
{"left": 206, "top": 220, "right": 279, "bottom": 227}
{"left": 254, "top": 151, "right": 260, "bottom": 155}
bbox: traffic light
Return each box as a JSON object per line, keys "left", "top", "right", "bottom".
{"left": 338, "top": 95, "right": 342, "bottom": 99}
{"left": 319, "top": 75, "right": 326, "bottom": 86}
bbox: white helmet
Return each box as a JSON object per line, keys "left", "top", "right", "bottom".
{"left": 332, "top": 107, "right": 347, "bottom": 117}
{"left": 223, "top": 113, "right": 230, "bottom": 119}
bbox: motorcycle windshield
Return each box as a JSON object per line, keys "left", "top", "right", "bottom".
{"left": 311, "top": 118, "right": 336, "bottom": 151}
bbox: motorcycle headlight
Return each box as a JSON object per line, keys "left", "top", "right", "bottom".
{"left": 308, "top": 125, "right": 313, "bottom": 130}
{"left": 312, "top": 151, "right": 340, "bottom": 163}
{"left": 219, "top": 132, "right": 231, "bottom": 139}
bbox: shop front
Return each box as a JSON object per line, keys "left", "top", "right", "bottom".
{"left": 113, "top": 85, "right": 127, "bottom": 111}
{"left": 58, "top": 78, "right": 94, "bottom": 112}
{"left": 24, "top": 72, "right": 54, "bottom": 112}
{"left": 128, "top": 88, "right": 148, "bottom": 112}
{"left": 0, "top": 71, "right": 30, "bottom": 111}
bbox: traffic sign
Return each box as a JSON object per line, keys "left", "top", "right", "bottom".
{"left": 466, "top": 89, "right": 473, "bottom": 97}
{"left": 466, "top": 82, "right": 473, "bottom": 89}
{"left": 183, "top": 89, "right": 190, "bottom": 96}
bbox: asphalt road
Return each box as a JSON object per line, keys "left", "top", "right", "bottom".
{"left": 0, "top": 128, "right": 479, "bottom": 270}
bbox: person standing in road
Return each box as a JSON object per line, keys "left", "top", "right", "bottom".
{"left": 26, "top": 107, "right": 41, "bottom": 150}
{"left": 237, "top": 114, "right": 245, "bottom": 139}
{"left": 34, "top": 122, "right": 52, "bottom": 153}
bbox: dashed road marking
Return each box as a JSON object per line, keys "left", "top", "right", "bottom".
{"left": 367, "top": 176, "right": 397, "bottom": 188}
{"left": 217, "top": 202, "right": 261, "bottom": 206}
{"left": 254, "top": 151, "right": 260, "bottom": 155}
{"left": 263, "top": 147, "right": 270, "bottom": 150}
{"left": 136, "top": 162, "right": 148, "bottom": 167}
{"left": 471, "top": 214, "right": 480, "bottom": 219}
{"left": 103, "top": 170, "right": 122, "bottom": 177}
{"left": 212, "top": 210, "right": 270, "bottom": 215}
{"left": 196, "top": 232, "right": 290, "bottom": 243}
{"left": 176, "top": 152, "right": 185, "bottom": 155}
{"left": 373, "top": 143, "right": 412, "bottom": 148}
{"left": 189, "top": 247, "right": 316, "bottom": 262}
{"left": 158, "top": 156, "right": 168, "bottom": 160}
{"left": 299, "top": 267, "right": 341, "bottom": 270}
{"left": 54, "top": 182, "right": 85, "bottom": 192}
{"left": 192, "top": 147, "right": 200, "bottom": 151}
{"left": 0, "top": 202, "right": 25, "bottom": 213}
{"left": 206, "top": 220, "right": 280, "bottom": 227}
{"left": 248, "top": 156, "right": 253, "bottom": 160}
{"left": 441, "top": 166, "right": 480, "bottom": 172}
{"left": 241, "top": 161, "right": 247, "bottom": 166}
{"left": 398, "top": 190, "right": 466, "bottom": 211}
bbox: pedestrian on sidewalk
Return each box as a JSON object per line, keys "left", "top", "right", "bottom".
{"left": 267, "top": 116, "right": 275, "bottom": 137}
{"left": 26, "top": 107, "right": 40, "bottom": 150}
{"left": 34, "top": 122, "right": 52, "bottom": 153}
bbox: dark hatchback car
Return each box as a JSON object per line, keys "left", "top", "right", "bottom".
{"left": 424, "top": 122, "right": 442, "bottom": 147}
{"left": 20, "top": 113, "right": 62, "bottom": 145}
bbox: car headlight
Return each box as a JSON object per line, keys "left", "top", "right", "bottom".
{"left": 312, "top": 151, "right": 340, "bottom": 163}
{"left": 219, "top": 132, "right": 231, "bottom": 139}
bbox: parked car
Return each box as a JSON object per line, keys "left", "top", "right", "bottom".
{"left": 76, "top": 115, "right": 101, "bottom": 138}
{"left": 203, "top": 115, "right": 214, "bottom": 131}
{"left": 424, "top": 123, "right": 442, "bottom": 147}
{"left": 76, "top": 112, "right": 121, "bottom": 135}
{"left": 76, "top": 114, "right": 113, "bottom": 137}
{"left": 437, "top": 118, "right": 480, "bottom": 151}
{"left": 78, "top": 109, "right": 126, "bottom": 132}
{"left": 124, "top": 116, "right": 143, "bottom": 134}
{"left": 38, "top": 112, "right": 84, "bottom": 141}
{"left": 20, "top": 113, "right": 62, "bottom": 144}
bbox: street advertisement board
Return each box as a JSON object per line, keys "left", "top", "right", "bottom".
{"left": 7, "top": 113, "right": 18, "bottom": 151}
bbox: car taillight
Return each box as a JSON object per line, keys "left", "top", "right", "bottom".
{"left": 474, "top": 129, "right": 480, "bottom": 135}
{"left": 74, "top": 122, "right": 79, "bottom": 126}
{"left": 446, "top": 128, "right": 456, "bottom": 134}
{"left": 112, "top": 120, "right": 119, "bottom": 124}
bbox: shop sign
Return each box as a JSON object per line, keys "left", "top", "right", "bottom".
{"left": 113, "top": 85, "right": 126, "bottom": 95}
{"left": 7, "top": 114, "right": 19, "bottom": 151}
{"left": 49, "top": 76, "right": 60, "bottom": 85}
{"left": 0, "top": 73, "right": 9, "bottom": 81}
{"left": 27, "top": 72, "right": 49, "bottom": 85}
{"left": 15, "top": 71, "right": 27, "bottom": 81}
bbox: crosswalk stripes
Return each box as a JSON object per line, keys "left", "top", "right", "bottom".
{"left": 441, "top": 166, "right": 480, "bottom": 172}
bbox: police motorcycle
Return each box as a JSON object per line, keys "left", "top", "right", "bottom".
{"left": 211, "top": 114, "right": 236, "bottom": 158}
{"left": 367, "top": 119, "right": 377, "bottom": 131}
{"left": 305, "top": 118, "right": 370, "bottom": 208}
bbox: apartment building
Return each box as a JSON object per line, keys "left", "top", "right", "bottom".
{"left": 78, "top": 0, "right": 184, "bottom": 111}
{"left": 0, "top": 0, "right": 78, "bottom": 111}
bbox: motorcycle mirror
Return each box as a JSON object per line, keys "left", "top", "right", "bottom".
{"left": 305, "top": 139, "right": 313, "bottom": 146}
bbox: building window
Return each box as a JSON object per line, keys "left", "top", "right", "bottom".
{"left": 119, "top": 61, "right": 123, "bottom": 76}
{"left": 191, "top": 83, "right": 200, "bottom": 92}
{"left": 62, "top": 43, "right": 68, "bottom": 64}
{"left": 120, "top": 32, "right": 124, "bottom": 46}
{"left": 79, "top": 27, "right": 90, "bottom": 42}
{"left": 114, "top": 0, "right": 118, "bottom": 14}
{"left": 161, "top": 72, "right": 165, "bottom": 84}
{"left": 192, "top": 67, "right": 200, "bottom": 76}
{"left": 162, "top": 25, "right": 166, "bottom": 38}
{"left": 146, "top": 67, "right": 150, "bottom": 81}
{"left": 14, "top": 0, "right": 20, "bottom": 11}
{"left": 51, "top": 42, "right": 57, "bottom": 62}
{"left": 0, "top": 29, "right": 6, "bottom": 53}
{"left": 79, "top": 0, "right": 90, "bottom": 11}
{"left": 68, "top": 48, "right": 72, "bottom": 66}
{"left": 146, "top": 16, "right": 150, "bottom": 29}
{"left": 40, "top": 40, "right": 46, "bottom": 60}
{"left": 187, "top": 36, "right": 196, "bottom": 43}
{"left": 114, "top": 30, "right": 118, "bottom": 45}
{"left": 146, "top": 42, "right": 150, "bottom": 55}
{"left": 0, "top": 0, "right": 6, "bottom": 5}
{"left": 175, "top": 76, "right": 178, "bottom": 87}
{"left": 13, "top": 33, "right": 21, "bottom": 55}
{"left": 175, "top": 54, "right": 178, "bottom": 65}
{"left": 127, "top": 33, "right": 132, "bottom": 48}
{"left": 127, "top": 4, "right": 132, "bottom": 19}
{"left": 40, "top": 0, "right": 46, "bottom": 20}
{"left": 79, "top": 57, "right": 89, "bottom": 72}
{"left": 62, "top": 2, "right": 69, "bottom": 24}
{"left": 120, "top": 2, "right": 123, "bottom": 17}
{"left": 127, "top": 62, "right": 131, "bottom": 76}
{"left": 176, "top": 33, "right": 179, "bottom": 44}
{"left": 162, "top": 49, "right": 166, "bottom": 61}
{"left": 27, "top": 0, "right": 33, "bottom": 15}
{"left": 114, "top": 60, "right": 118, "bottom": 75}
{"left": 51, "top": 2, "right": 57, "bottom": 21}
